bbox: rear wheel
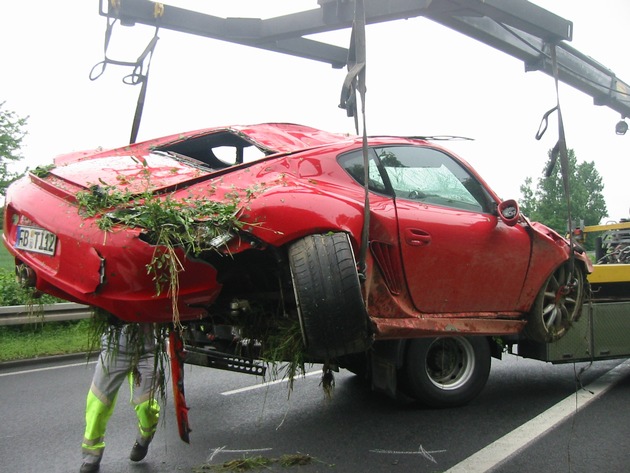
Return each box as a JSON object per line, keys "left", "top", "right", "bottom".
{"left": 401, "top": 336, "right": 491, "bottom": 408}
{"left": 524, "top": 262, "right": 585, "bottom": 343}
{"left": 288, "top": 233, "right": 371, "bottom": 359}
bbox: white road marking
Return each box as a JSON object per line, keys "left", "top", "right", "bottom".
{"left": 0, "top": 360, "right": 96, "bottom": 377}
{"left": 207, "top": 446, "right": 274, "bottom": 462}
{"left": 445, "top": 359, "right": 630, "bottom": 473}
{"left": 221, "top": 370, "right": 321, "bottom": 395}
{"left": 370, "top": 445, "right": 447, "bottom": 464}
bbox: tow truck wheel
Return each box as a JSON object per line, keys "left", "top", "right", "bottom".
{"left": 401, "top": 336, "right": 491, "bottom": 408}
{"left": 524, "top": 262, "right": 585, "bottom": 343}
{"left": 288, "top": 233, "right": 371, "bottom": 359}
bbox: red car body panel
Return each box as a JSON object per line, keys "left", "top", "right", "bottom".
{"left": 51, "top": 154, "right": 213, "bottom": 195}
{"left": 4, "top": 177, "right": 219, "bottom": 323}
{"left": 2, "top": 123, "right": 591, "bottom": 335}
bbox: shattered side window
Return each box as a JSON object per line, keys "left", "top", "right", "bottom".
{"left": 374, "top": 146, "right": 493, "bottom": 213}
{"left": 338, "top": 148, "right": 389, "bottom": 194}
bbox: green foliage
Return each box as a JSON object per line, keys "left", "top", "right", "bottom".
{"left": 76, "top": 184, "right": 134, "bottom": 219}
{"left": 0, "top": 102, "right": 28, "bottom": 197}
{"left": 193, "top": 453, "right": 314, "bottom": 472}
{"left": 30, "top": 164, "right": 56, "bottom": 178}
{"left": 259, "top": 318, "right": 307, "bottom": 393}
{"left": 233, "top": 301, "right": 311, "bottom": 395}
{"left": 0, "top": 268, "right": 61, "bottom": 306}
{"left": 102, "top": 192, "right": 242, "bottom": 257}
{"left": 519, "top": 148, "right": 608, "bottom": 234}
{"left": 0, "top": 319, "right": 91, "bottom": 362}
{"left": 0, "top": 243, "right": 14, "bottom": 271}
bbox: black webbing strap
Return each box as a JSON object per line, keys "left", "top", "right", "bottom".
{"left": 339, "top": 0, "right": 369, "bottom": 277}
{"left": 90, "top": 9, "right": 160, "bottom": 144}
{"left": 536, "top": 44, "right": 575, "bottom": 273}
{"left": 338, "top": 0, "right": 366, "bottom": 132}
{"left": 127, "top": 36, "right": 158, "bottom": 145}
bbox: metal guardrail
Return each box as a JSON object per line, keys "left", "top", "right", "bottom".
{"left": 0, "top": 302, "right": 92, "bottom": 326}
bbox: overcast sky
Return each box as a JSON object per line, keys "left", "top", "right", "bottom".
{"left": 1, "top": 1, "right": 629, "bottom": 221}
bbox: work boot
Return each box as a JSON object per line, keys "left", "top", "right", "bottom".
{"left": 79, "top": 461, "right": 100, "bottom": 473}
{"left": 129, "top": 441, "right": 149, "bottom": 462}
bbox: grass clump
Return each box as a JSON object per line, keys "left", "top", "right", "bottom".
{"left": 202, "top": 456, "right": 274, "bottom": 472}
{"left": 30, "top": 164, "right": 56, "bottom": 178}
{"left": 260, "top": 318, "right": 307, "bottom": 393}
{"left": 193, "top": 453, "right": 315, "bottom": 472}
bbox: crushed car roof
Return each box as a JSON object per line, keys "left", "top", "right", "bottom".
{"left": 54, "top": 123, "right": 355, "bottom": 167}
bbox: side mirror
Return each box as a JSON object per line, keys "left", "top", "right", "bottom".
{"left": 498, "top": 199, "right": 520, "bottom": 227}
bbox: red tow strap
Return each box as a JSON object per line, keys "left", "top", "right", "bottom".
{"left": 168, "top": 330, "right": 191, "bottom": 443}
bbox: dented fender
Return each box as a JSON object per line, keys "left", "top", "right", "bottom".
{"left": 517, "top": 221, "right": 592, "bottom": 309}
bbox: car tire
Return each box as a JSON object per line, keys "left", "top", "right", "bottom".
{"left": 288, "top": 233, "right": 371, "bottom": 359}
{"left": 523, "top": 262, "right": 585, "bottom": 343}
{"left": 401, "top": 336, "right": 491, "bottom": 408}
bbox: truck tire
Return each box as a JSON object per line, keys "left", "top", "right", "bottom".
{"left": 523, "top": 262, "right": 585, "bottom": 343}
{"left": 288, "top": 233, "right": 371, "bottom": 359}
{"left": 401, "top": 336, "right": 491, "bottom": 408}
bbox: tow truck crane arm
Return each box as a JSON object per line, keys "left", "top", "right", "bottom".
{"left": 100, "top": 0, "right": 630, "bottom": 118}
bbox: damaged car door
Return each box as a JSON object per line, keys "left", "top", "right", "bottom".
{"left": 376, "top": 145, "right": 532, "bottom": 314}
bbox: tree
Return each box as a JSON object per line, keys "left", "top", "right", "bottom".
{"left": 519, "top": 148, "right": 607, "bottom": 234}
{"left": 0, "top": 101, "right": 28, "bottom": 197}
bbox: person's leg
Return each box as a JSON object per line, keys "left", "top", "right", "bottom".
{"left": 80, "top": 344, "right": 129, "bottom": 471}
{"left": 80, "top": 388, "right": 118, "bottom": 471}
{"left": 129, "top": 353, "right": 161, "bottom": 462}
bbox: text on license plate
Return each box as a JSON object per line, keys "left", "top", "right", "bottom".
{"left": 15, "top": 226, "right": 57, "bottom": 256}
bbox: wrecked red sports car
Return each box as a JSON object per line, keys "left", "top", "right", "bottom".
{"left": 3, "top": 123, "right": 590, "bottom": 406}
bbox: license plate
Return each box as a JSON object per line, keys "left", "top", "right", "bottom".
{"left": 15, "top": 226, "right": 57, "bottom": 256}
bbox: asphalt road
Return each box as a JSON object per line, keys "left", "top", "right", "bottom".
{"left": 1, "top": 354, "right": 629, "bottom": 473}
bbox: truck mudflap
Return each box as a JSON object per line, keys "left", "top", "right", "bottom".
{"left": 169, "top": 330, "right": 191, "bottom": 443}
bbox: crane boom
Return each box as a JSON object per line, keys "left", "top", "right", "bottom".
{"left": 100, "top": 0, "right": 630, "bottom": 118}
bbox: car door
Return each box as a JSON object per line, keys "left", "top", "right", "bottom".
{"left": 375, "top": 145, "right": 532, "bottom": 313}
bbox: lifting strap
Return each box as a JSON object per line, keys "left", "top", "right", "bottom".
{"left": 535, "top": 44, "right": 575, "bottom": 274}
{"left": 339, "top": 0, "right": 369, "bottom": 277}
{"left": 90, "top": 4, "right": 161, "bottom": 144}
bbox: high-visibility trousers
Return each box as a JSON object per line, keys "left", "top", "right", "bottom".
{"left": 81, "top": 325, "right": 160, "bottom": 466}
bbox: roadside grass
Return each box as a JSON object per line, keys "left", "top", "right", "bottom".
{"left": 0, "top": 319, "right": 93, "bottom": 362}
{"left": 0, "top": 243, "right": 91, "bottom": 362}
{"left": 0, "top": 242, "right": 14, "bottom": 271}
